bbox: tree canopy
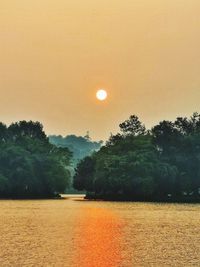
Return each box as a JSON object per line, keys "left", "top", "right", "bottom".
{"left": 73, "top": 114, "right": 200, "bottom": 202}
{"left": 0, "top": 121, "right": 72, "bottom": 198}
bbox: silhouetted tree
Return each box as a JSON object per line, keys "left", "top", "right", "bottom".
{"left": 73, "top": 157, "right": 95, "bottom": 191}
{"left": 119, "top": 115, "right": 146, "bottom": 136}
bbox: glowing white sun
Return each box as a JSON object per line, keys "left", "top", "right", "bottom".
{"left": 96, "top": 89, "right": 107, "bottom": 101}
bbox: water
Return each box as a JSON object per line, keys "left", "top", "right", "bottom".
{"left": 0, "top": 195, "right": 199, "bottom": 267}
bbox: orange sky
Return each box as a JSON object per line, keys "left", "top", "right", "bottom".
{"left": 1, "top": 0, "right": 200, "bottom": 140}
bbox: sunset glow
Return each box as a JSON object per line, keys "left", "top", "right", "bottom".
{"left": 1, "top": 1, "right": 200, "bottom": 140}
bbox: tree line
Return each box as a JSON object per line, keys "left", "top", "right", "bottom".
{"left": 73, "top": 113, "right": 200, "bottom": 202}
{"left": 0, "top": 121, "right": 72, "bottom": 198}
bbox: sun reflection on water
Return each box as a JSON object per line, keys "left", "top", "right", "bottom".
{"left": 74, "top": 206, "right": 124, "bottom": 267}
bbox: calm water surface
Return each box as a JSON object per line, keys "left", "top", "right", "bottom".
{"left": 0, "top": 195, "right": 199, "bottom": 266}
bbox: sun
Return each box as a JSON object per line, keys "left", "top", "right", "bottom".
{"left": 96, "top": 89, "right": 107, "bottom": 101}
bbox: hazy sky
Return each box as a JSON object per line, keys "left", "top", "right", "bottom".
{"left": 1, "top": 0, "right": 200, "bottom": 140}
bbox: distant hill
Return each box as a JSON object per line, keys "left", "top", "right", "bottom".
{"left": 49, "top": 134, "right": 103, "bottom": 167}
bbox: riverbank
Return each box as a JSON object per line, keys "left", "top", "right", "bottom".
{"left": 85, "top": 192, "right": 200, "bottom": 203}
{"left": 0, "top": 193, "right": 63, "bottom": 200}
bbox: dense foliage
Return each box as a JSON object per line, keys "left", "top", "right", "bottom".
{"left": 73, "top": 114, "right": 200, "bottom": 202}
{"left": 0, "top": 121, "right": 72, "bottom": 198}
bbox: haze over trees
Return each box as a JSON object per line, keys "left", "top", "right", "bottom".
{"left": 73, "top": 114, "right": 200, "bottom": 202}
{"left": 49, "top": 134, "right": 103, "bottom": 193}
{"left": 49, "top": 134, "right": 103, "bottom": 166}
{"left": 0, "top": 121, "right": 72, "bottom": 198}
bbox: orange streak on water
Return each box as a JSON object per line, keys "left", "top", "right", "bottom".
{"left": 74, "top": 206, "right": 124, "bottom": 267}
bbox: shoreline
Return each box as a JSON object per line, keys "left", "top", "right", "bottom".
{"left": 85, "top": 194, "right": 200, "bottom": 204}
